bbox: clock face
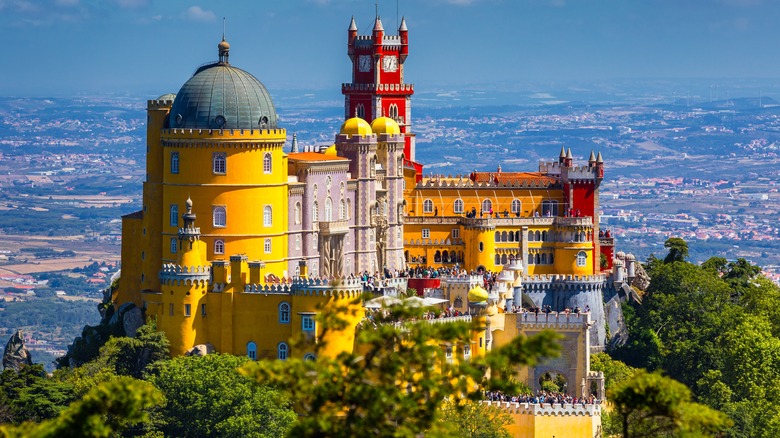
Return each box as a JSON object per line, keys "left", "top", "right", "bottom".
{"left": 382, "top": 56, "right": 398, "bottom": 72}
{"left": 358, "top": 55, "right": 372, "bottom": 73}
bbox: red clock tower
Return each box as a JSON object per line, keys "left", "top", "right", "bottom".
{"left": 343, "top": 15, "right": 421, "bottom": 176}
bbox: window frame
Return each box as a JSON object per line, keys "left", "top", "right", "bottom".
{"left": 247, "top": 341, "right": 257, "bottom": 360}
{"left": 212, "top": 152, "right": 226, "bottom": 174}
{"left": 170, "top": 152, "right": 179, "bottom": 174}
{"left": 453, "top": 199, "right": 464, "bottom": 214}
{"left": 263, "top": 153, "right": 272, "bottom": 174}
{"left": 279, "top": 302, "right": 291, "bottom": 324}
{"left": 169, "top": 204, "right": 178, "bottom": 227}
{"left": 577, "top": 251, "right": 587, "bottom": 267}
{"left": 421, "top": 228, "right": 431, "bottom": 239}
{"left": 263, "top": 205, "right": 273, "bottom": 227}
{"left": 170, "top": 237, "right": 177, "bottom": 254}
{"left": 277, "top": 342, "right": 289, "bottom": 360}
{"left": 213, "top": 206, "right": 226, "bottom": 228}
{"left": 482, "top": 199, "right": 493, "bottom": 213}
{"left": 423, "top": 199, "right": 433, "bottom": 213}
{"left": 264, "top": 238, "right": 272, "bottom": 254}
{"left": 302, "top": 315, "right": 315, "bottom": 331}
{"left": 214, "top": 239, "right": 224, "bottom": 255}
{"left": 511, "top": 199, "right": 522, "bottom": 214}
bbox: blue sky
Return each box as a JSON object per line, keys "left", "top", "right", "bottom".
{"left": 1, "top": 0, "right": 779, "bottom": 97}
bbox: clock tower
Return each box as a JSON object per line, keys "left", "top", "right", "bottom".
{"left": 343, "top": 15, "right": 420, "bottom": 173}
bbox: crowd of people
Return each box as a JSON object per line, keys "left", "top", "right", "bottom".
{"left": 484, "top": 390, "right": 600, "bottom": 406}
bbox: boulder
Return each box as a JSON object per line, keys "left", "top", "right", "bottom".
{"left": 3, "top": 330, "right": 33, "bottom": 371}
{"left": 123, "top": 307, "right": 144, "bottom": 338}
{"left": 185, "top": 343, "right": 216, "bottom": 357}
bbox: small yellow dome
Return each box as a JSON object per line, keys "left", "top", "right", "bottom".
{"left": 323, "top": 144, "right": 337, "bottom": 156}
{"left": 370, "top": 116, "right": 400, "bottom": 135}
{"left": 339, "top": 117, "right": 372, "bottom": 137}
{"left": 468, "top": 285, "right": 488, "bottom": 303}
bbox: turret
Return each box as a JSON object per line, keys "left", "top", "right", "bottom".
{"left": 348, "top": 16, "right": 357, "bottom": 59}
{"left": 399, "top": 17, "right": 408, "bottom": 61}
{"left": 588, "top": 150, "right": 596, "bottom": 167}
{"left": 558, "top": 146, "right": 566, "bottom": 165}
{"left": 291, "top": 133, "right": 299, "bottom": 153}
{"left": 595, "top": 151, "right": 604, "bottom": 179}
{"left": 373, "top": 16, "right": 384, "bottom": 46}
{"left": 564, "top": 148, "right": 574, "bottom": 167}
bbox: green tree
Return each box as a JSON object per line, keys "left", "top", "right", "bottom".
{"left": 437, "top": 400, "right": 512, "bottom": 438}
{"left": 99, "top": 323, "right": 170, "bottom": 378}
{"left": 663, "top": 237, "right": 689, "bottom": 264}
{"left": 609, "top": 371, "right": 732, "bottom": 438}
{"left": 241, "top": 299, "right": 561, "bottom": 437}
{"left": 146, "top": 354, "right": 296, "bottom": 438}
{"left": 0, "top": 376, "right": 162, "bottom": 438}
{"left": 590, "top": 352, "right": 637, "bottom": 391}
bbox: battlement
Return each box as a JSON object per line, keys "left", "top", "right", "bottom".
{"left": 403, "top": 237, "right": 464, "bottom": 246}
{"left": 342, "top": 83, "right": 414, "bottom": 94}
{"left": 414, "top": 175, "right": 557, "bottom": 189}
{"left": 242, "top": 277, "right": 366, "bottom": 296}
{"left": 517, "top": 311, "right": 591, "bottom": 329}
{"left": 482, "top": 401, "right": 601, "bottom": 417}
{"left": 147, "top": 99, "right": 174, "bottom": 109}
{"left": 160, "top": 128, "right": 287, "bottom": 141}
{"left": 159, "top": 263, "right": 211, "bottom": 284}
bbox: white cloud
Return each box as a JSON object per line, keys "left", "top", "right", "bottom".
{"left": 183, "top": 5, "right": 216, "bottom": 22}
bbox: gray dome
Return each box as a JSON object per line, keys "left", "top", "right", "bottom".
{"left": 169, "top": 62, "right": 278, "bottom": 130}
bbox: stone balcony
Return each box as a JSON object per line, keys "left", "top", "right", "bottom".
{"left": 317, "top": 220, "right": 349, "bottom": 236}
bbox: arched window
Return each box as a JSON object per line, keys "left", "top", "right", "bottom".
{"left": 528, "top": 253, "right": 534, "bottom": 265}
{"left": 370, "top": 156, "right": 376, "bottom": 178}
{"left": 577, "top": 251, "right": 587, "bottom": 267}
{"left": 479, "top": 242, "right": 484, "bottom": 252}
{"left": 501, "top": 254, "right": 508, "bottom": 265}
{"left": 515, "top": 231, "right": 522, "bottom": 241}
{"left": 279, "top": 302, "right": 290, "bottom": 323}
{"left": 528, "top": 230, "right": 535, "bottom": 242}
{"left": 277, "top": 342, "right": 289, "bottom": 360}
{"left": 442, "top": 250, "right": 449, "bottom": 263}
{"left": 346, "top": 199, "right": 352, "bottom": 220}
{"left": 541, "top": 200, "right": 558, "bottom": 217}
{"left": 536, "top": 253, "right": 541, "bottom": 264}
{"left": 434, "top": 251, "right": 442, "bottom": 263}
{"left": 423, "top": 199, "right": 433, "bottom": 213}
{"left": 247, "top": 342, "right": 257, "bottom": 360}
{"left": 170, "top": 152, "right": 179, "bottom": 174}
{"left": 540, "top": 253, "right": 547, "bottom": 264}
{"left": 388, "top": 103, "right": 399, "bottom": 119}
{"left": 213, "top": 206, "right": 226, "bottom": 227}
{"left": 294, "top": 202, "right": 301, "bottom": 224}
{"left": 482, "top": 199, "right": 493, "bottom": 213}
{"left": 453, "top": 199, "right": 464, "bottom": 214}
{"left": 212, "top": 152, "right": 226, "bottom": 174}
{"left": 263, "top": 205, "right": 272, "bottom": 227}
{"left": 494, "top": 231, "right": 500, "bottom": 242}
{"left": 580, "top": 231, "right": 587, "bottom": 242}
{"left": 169, "top": 204, "right": 178, "bottom": 227}
{"left": 501, "top": 231, "right": 508, "bottom": 242}
{"left": 356, "top": 104, "right": 365, "bottom": 118}
{"left": 508, "top": 232, "right": 515, "bottom": 242}
{"left": 542, "top": 231, "right": 548, "bottom": 242}
{"left": 294, "top": 235, "right": 301, "bottom": 251}
{"left": 312, "top": 201, "right": 319, "bottom": 223}
{"left": 263, "top": 153, "right": 272, "bottom": 174}
{"left": 339, "top": 199, "right": 345, "bottom": 220}
{"left": 264, "top": 238, "right": 272, "bottom": 254}
{"left": 325, "top": 197, "right": 333, "bottom": 222}
{"left": 214, "top": 239, "right": 224, "bottom": 255}
{"left": 511, "top": 199, "right": 521, "bottom": 214}
{"left": 170, "top": 238, "right": 177, "bottom": 254}
{"left": 495, "top": 254, "right": 501, "bottom": 265}
{"left": 304, "top": 353, "right": 316, "bottom": 361}
{"left": 535, "top": 231, "right": 541, "bottom": 241}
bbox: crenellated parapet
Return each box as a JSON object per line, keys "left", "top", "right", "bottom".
{"left": 517, "top": 311, "right": 591, "bottom": 330}
{"left": 159, "top": 263, "right": 211, "bottom": 285}
{"left": 147, "top": 99, "right": 174, "bottom": 110}
{"left": 414, "top": 176, "right": 558, "bottom": 189}
{"left": 482, "top": 401, "right": 601, "bottom": 417}
{"left": 522, "top": 274, "right": 606, "bottom": 292}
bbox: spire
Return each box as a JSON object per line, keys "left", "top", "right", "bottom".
{"left": 596, "top": 152, "right": 603, "bottom": 163}
{"left": 588, "top": 150, "right": 596, "bottom": 163}
{"left": 559, "top": 146, "right": 566, "bottom": 159}
{"left": 399, "top": 16, "right": 407, "bottom": 31}
{"left": 349, "top": 16, "right": 357, "bottom": 31}
{"left": 291, "top": 133, "right": 299, "bottom": 153}
{"left": 566, "top": 148, "right": 573, "bottom": 159}
{"left": 182, "top": 197, "right": 196, "bottom": 230}
{"left": 373, "top": 15, "right": 384, "bottom": 32}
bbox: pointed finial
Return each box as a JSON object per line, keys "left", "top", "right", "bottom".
{"left": 186, "top": 196, "right": 193, "bottom": 213}
{"left": 349, "top": 15, "right": 357, "bottom": 31}
{"left": 559, "top": 146, "right": 566, "bottom": 159}
{"left": 588, "top": 150, "right": 596, "bottom": 163}
{"left": 399, "top": 16, "right": 407, "bottom": 31}
{"left": 566, "top": 148, "right": 573, "bottom": 159}
{"left": 222, "top": 17, "right": 226, "bottom": 40}
{"left": 291, "top": 133, "right": 299, "bottom": 153}
{"left": 596, "top": 152, "right": 603, "bottom": 163}
{"left": 218, "top": 20, "right": 230, "bottom": 64}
